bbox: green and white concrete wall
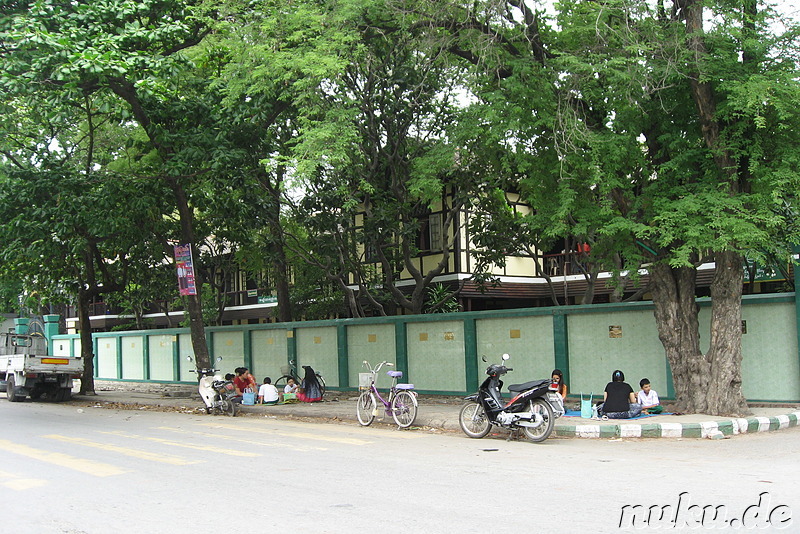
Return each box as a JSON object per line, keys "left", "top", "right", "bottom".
{"left": 51, "top": 292, "right": 799, "bottom": 402}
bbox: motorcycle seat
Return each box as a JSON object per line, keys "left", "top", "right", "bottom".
{"left": 507, "top": 379, "right": 549, "bottom": 392}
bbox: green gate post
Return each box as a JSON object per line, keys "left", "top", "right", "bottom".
{"left": 173, "top": 335, "right": 181, "bottom": 381}
{"left": 243, "top": 329, "right": 253, "bottom": 371}
{"left": 552, "top": 312, "right": 570, "bottom": 386}
{"left": 287, "top": 328, "right": 297, "bottom": 369}
{"left": 14, "top": 317, "right": 29, "bottom": 335}
{"left": 43, "top": 315, "right": 60, "bottom": 355}
{"left": 463, "top": 318, "right": 478, "bottom": 393}
{"left": 337, "top": 324, "right": 349, "bottom": 389}
{"left": 143, "top": 335, "right": 151, "bottom": 380}
{"left": 115, "top": 337, "right": 123, "bottom": 380}
{"left": 394, "top": 321, "right": 408, "bottom": 381}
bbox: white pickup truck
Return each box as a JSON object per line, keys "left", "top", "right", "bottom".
{"left": 1, "top": 333, "right": 83, "bottom": 402}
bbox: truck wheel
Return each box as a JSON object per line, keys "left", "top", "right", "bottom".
{"left": 6, "top": 375, "right": 24, "bottom": 402}
{"left": 56, "top": 388, "right": 71, "bottom": 402}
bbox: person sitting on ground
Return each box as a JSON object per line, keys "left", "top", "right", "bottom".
{"left": 258, "top": 377, "right": 280, "bottom": 405}
{"left": 637, "top": 378, "right": 663, "bottom": 414}
{"left": 296, "top": 365, "right": 323, "bottom": 402}
{"left": 284, "top": 377, "right": 298, "bottom": 395}
{"left": 233, "top": 367, "right": 248, "bottom": 396}
{"left": 597, "top": 369, "right": 642, "bottom": 419}
{"left": 550, "top": 368, "right": 568, "bottom": 414}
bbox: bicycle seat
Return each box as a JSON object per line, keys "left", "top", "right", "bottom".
{"left": 387, "top": 370, "right": 403, "bottom": 378}
{"left": 396, "top": 383, "right": 414, "bottom": 390}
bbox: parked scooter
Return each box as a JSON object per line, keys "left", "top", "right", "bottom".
{"left": 458, "top": 354, "right": 556, "bottom": 443}
{"left": 190, "top": 361, "right": 237, "bottom": 417}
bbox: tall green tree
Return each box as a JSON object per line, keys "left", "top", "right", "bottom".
{"left": 1, "top": 0, "right": 230, "bottom": 370}
{"left": 400, "top": 0, "right": 800, "bottom": 414}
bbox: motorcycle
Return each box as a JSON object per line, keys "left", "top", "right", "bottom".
{"left": 458, "top": 353, "right": 556, "bottom": 443}
{"left": 190, "top": 365, "right": 238, "bottom": 417}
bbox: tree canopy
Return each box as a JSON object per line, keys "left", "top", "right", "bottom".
{"left": 1, "top": 0, "right": 798, "bottom": 413}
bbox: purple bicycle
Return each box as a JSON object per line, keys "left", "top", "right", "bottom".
{"left": 356, "top": 360, "right": 418, "bottom": 428}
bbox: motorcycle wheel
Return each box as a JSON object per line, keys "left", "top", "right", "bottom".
{"left": 391, "top": 391, "right": 418, "bottom": 428}
{"left": 356, "top": 391, "right": 377, "bottom": 426}
{"left": 523, "top": 398, "right": 554, "bottom": 443}
{"left": 220, "top": 398, "right": 237, "bottom": 417}
{"left": 459, "top": 402, "right": 491, "bottom": 438}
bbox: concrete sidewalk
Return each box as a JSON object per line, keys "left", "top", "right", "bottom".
{"left": 67, "top": 388, "right": 800, "bottom": 440}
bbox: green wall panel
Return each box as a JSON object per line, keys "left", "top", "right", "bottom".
{"left": 251, "top": 329, "right": 289, "bottom": 382}
{"left": 148, "top": 334, "right": 175, "bottom": 381}
{"left": 121, "top": 335, "right": 144, "bottom": 380}
{"left": 406, "top": 320, "right": 465, "bottom": 391}
{"left": 475, "top": 316, "right": 554, "bottom": 386}
{"left": 567, "top": 310, "right": 667, "bottom": 400}
{"left": 347, "top": 323, "right": 396, "bottom": 390}
{"left": 178, "top": 333, "right": 196, "bottom": 382}
{"left": 96, "top": 337, "right": 117, "bottom": 379}
{"left": 212, "top": 331, "right": 245, "bottom": 373}
{"left": 295, "top": 326, "right": 339, "bottom": 387}
{"left": 739, "top": 302, "right": 799, "bottom": 400}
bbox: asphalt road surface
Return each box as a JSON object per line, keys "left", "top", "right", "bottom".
{"left": 1, "top": 399, "right": 798, "bottom": 533}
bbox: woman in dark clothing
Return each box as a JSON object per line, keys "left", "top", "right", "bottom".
{"left": 297, "top": 365, "right": 323, "bottom": 402}
{"left": 598, "top": 370, "right": 642, "bottom": 419}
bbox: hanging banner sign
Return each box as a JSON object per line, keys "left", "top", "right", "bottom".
{"left": 174, "top": 243, "right": 197, "bottom": 296}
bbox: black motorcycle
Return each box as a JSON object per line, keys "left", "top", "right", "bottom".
{"left": 458, "top": 354, "right": 556, "bottom": 443}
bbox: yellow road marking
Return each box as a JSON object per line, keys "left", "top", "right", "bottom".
{"left": 0, "top": 469, "right": 47, "bottom": 491}
{"left": 153, "top": 427, "right": 329, "bottom": 452}
{"left": 98, "top": 431, "right": 260, "bottom": 457}
{"left": 260, "top": 419, "right": 427, "bottom": 439}
{"left": 0, "top": 439, "right": 127, "bottom": 477}
{"left": 43, "top": 435, "right": 202, "bottom": 466}
{"left": 198, "top": 422, "right": 373, "bottom": 446}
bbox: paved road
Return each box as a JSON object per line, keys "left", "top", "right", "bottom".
{"left": 1, "top": 400, "right": 798, "bottom": 533}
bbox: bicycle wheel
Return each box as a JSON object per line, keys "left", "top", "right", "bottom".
{"left": 522, "top": 398, "right": 554, "bottom": 443}
{"left": 458, "top": 402, "right": 490, "bottom": 438}
{"left": 356, "top": 391, "right": 377, "bottom": 426}
{"left": 317, "top": 373, "right": 326, "bottom": 398}
{"left": 391, "top": 390, "right": 418, "bottom": 428}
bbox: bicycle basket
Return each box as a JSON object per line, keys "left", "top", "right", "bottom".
{"left": 358, "top": 373, "right": 373, "bottom": 390}
{"left": 280, "top": 365, "right": 292, "bottom": 376}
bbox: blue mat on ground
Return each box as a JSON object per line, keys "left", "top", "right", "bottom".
{"left": 563, "top": 409, "right": 670, "bottom": 420}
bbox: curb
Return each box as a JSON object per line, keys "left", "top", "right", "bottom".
{"left": 554, "top": 411, "right": 800, "bottom": 439}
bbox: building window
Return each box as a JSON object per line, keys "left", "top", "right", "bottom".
{"left": 429, "top": 213, "right": 442, "bottom": 251}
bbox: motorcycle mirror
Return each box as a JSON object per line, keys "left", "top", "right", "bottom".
{"left": 216, "top": 356, "right": 223, "bottom": 362}
{"left": 481, "top": 355, "right": 487, "bottom": 363}
{"left": 502, "top": 353, "right": 510, "bottom": 361}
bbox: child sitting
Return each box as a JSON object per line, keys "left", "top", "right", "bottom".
{"left": 258, "top": 377, "right": 279, "bottom": 405}
{"left": 637, "top": 378, "right": 663, "bottom": 414}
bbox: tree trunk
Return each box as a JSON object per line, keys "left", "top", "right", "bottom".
{"left": 706, "top": 251, "right": 751, "bottom": 415}
{"left": 649, "top": 262, "right": 710, "bottom": 413}
{"left": 169, "top": 178, "right": 210, "bottom": 370}
{"left": 271, "top": 241, "right": 293, "bottom": 323}
{"left": 77, "top": 289, "right": 96, "bottom": 395}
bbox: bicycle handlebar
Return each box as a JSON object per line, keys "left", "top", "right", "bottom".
{"left": 362, "top": 360, "right": 394, "bottom": 375}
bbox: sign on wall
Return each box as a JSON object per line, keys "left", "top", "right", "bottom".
{"left": 173, "top": 244, "right": 197, "bottom": 296}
